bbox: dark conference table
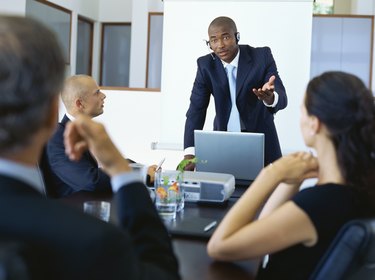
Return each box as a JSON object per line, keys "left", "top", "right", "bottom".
{"left": 61, "top": 186, "right": 259, "bottom": 280}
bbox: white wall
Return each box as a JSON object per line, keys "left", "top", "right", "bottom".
{"left": 49, "top": 0, "right": 99, "bottom": 19}
{"left": 351, "top": 0, "right": 375, "bottom": 15}
{"left": 148, "top": 0, "right": 164, "bottom": 11}
{"left": 334, "top": 0, "right": 351, "bottom": 14}
{"left": 96, "top": 90, "right": 182, "bottom": 169}
{"left": 57, "top": 89, "right": 182, "bottom": 169}
{"left": 0, "top": 0, "right": 26, "bottom": 14}
{"left": 129, "top": 0, "right": 163, "bottom": 87}
{"left": 351, "top": 0, "right": 375, "bottom": 92}
{"left": 99, "top": 0, "right": 131, "bottom": 22}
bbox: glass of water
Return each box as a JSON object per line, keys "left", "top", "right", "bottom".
{"left": 83, "top": 201, "right": 111, "bottom": 222}
{"left": 154, "top": 170, "right": 183, "bottom": 220}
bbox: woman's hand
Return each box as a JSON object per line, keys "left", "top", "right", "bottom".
{"left": 270, "top": 152, "right": 319, "bottom": 185}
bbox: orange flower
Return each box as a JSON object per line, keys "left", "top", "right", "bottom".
{"left": 168, "top": 182, "right": 179, "bottom": 192}
{"left": 156, "top": 187, "right": 167, "bottom": 199}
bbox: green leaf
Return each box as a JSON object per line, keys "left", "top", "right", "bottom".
{"left": 177, "top": 158, "right": 198, "bottom": 172}
{"left": 162, "top": 175, "right": 170, "bottom": 186}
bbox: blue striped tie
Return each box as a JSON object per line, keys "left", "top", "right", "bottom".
{"left": 226, "top": 64, "right": 241, "bottom": 132}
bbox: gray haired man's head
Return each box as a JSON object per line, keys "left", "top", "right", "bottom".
{"left": 0, "top": 15, "right": 65, "bottom": 154}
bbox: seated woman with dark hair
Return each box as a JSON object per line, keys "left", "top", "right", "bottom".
{"left": 207, "top": 71, "right": 375, "bottom": 279}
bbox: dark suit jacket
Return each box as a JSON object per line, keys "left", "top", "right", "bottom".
{"left": 0, "top": 175, "right": 180, "bottom": 280}
{"left": 184, "top": 45, "right": 287, "bottom": 165}
{"left": 46, "top": 115, "right": 112, "bottom": 197}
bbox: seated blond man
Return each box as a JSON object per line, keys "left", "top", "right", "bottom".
{"left": 46, "top": 75, "right": 155, "bottom": 197}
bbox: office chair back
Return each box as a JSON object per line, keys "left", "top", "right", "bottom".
{"left": 310, "top": 218, "right": 375, "bottom": 280}
{"left": 38, "top": 146, "right": 59, "bottom": 198}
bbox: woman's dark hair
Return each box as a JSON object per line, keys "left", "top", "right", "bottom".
{"left": 305, "top": 71, "right": 375, "bottom": 193}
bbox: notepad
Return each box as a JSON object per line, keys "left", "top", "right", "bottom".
{"left": 166, "top": 217, "right": 218, "bottom": 239}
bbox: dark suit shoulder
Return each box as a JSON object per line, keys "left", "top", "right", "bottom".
{"left": 48, "top": 115, "right": 68, "bottom": 143}
{"left": 239, "top": 44, "right": 272, "bottom": 58}
{"left": 0, "top": 175, "right": 40, "bottom": 196}
{"left": 197, "top": 52, "right": 216, "bottom": 65}
{"left": 47, "top": 124, "right": 65, "bottom": 151}
{"left": 0, "top": 175, "right": 179, "bottom": 280}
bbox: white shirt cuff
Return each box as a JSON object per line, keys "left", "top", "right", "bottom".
{"left": 184, "top": 146, "right": 195, "bottom": 156}
{"left": 263, "top": 91, "right": 279, "bottom": 108}
{"left": 111, "top": 171, "right": 144, "bottom": 193}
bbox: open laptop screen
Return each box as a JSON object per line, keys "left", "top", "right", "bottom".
{"left": 194, "top": 130, "right": 264, "bottom": 185}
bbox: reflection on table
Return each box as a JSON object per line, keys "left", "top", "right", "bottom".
{"left": 59, "top": 186, "right": 259, "bottom": 280}
{"left": 174, "top": 237, "right": 258, "bottom": 280}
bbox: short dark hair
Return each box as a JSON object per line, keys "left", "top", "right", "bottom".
{"left": 0, "top": 16, "right": 65, "bottom": 154}
{"left": 208, "top": 16, "right": 237, "bottom": 34}
{"left": 305, "top": 71, "right": 375, "bottom": 191}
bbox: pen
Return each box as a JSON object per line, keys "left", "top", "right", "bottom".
{"left": 204, "top": 221, "right": 217, "bottom": 232}
{"left": 155, "top": 157, "right": 166, "bottom": 172}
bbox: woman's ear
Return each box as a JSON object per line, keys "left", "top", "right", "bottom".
{"left": 309, "top": 115, "right": 321, "bottom": 136}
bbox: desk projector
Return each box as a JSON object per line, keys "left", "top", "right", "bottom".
{"left": 161, "top": 171, "right": 235, "bottom": 203}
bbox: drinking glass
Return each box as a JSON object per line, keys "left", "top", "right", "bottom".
{"left": 154, "top": 170, "right": 184, "bottom": 220}
{"left": 83, "top": 201, "right": 111, "bottom": 222}
{"left": 129, "top": 163, "right": 148, "bottom": 184}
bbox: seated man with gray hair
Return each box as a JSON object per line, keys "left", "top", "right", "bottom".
{"left": 0, "top": 15, "right": 179, "bottom": 280}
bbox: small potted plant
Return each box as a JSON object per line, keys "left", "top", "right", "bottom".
{"left": 155, "top": 158, "right": 198, "bottom": 213}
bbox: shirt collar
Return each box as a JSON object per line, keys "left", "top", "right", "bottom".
{"left": 66, "top": 112, "right": 75, "bottom": 121}
{"left": 0, "top": 158, "right": 45, "bottom": 194}
{"left": 221, "top": 48, "right": 240, "bottom": 68}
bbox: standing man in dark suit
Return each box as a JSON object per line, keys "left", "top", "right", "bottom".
{"left": 182, "top": 16, "right": 287, "bottom": 170}
{"left": 46, "top": 75, "right": 156, "bottom": 197}
{"left": 0, "top": 15, "right": 179, "bottom": 280}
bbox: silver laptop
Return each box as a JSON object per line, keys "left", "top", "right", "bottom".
{"left": 194, "top": 130, "right": 264, "bottom": 184}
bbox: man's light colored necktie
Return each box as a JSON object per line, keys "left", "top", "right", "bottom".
{"left": 226, "top": 64, "right": 241, "bottom": 132}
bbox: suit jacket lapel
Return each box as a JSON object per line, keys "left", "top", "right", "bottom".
{"left": 60, "top": 114, "right": 98, "bottom": 166}
{"left": 212, "top": 57, "right": 229, "bottom": 91}
{"left": 210, "top": 57, "right": 232, "bottom": 110}
{"left": 86, "top": 151, "right": 98, "bottom": 166}
{"left": 236, "top": 45, "right": 253, "bottom": 96}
